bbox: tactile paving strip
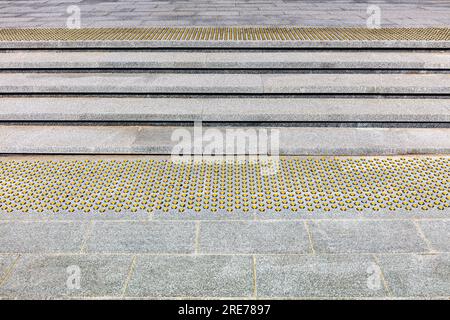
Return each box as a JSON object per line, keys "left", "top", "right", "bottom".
{"left": 0, "top": 157, "right": 448, "bottom": 214}
{"left": 1, "top": 27, "right": 450, "bottom": 41}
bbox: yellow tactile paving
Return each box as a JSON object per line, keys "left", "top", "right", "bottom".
{"left": 0, "top": 157, "right": 448, "bottom": 214}
{"left": 0, "top": 27, "right": 450, "bottom": 42}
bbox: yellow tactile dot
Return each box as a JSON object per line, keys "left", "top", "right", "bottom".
{"left": 0, "top": 157, "right": 448, "bottom": 215}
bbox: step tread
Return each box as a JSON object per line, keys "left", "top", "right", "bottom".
{"left": 2, "top": 51, "right": 450, "bottom": 69}
{"left": 0, "top": 125, "right": 449, "bottom": 155}
{"left": 1, "top": 72, "right": 450, "bottom": 94}
{"left": 0, "top": 97, "right": 449, "bottom": 122}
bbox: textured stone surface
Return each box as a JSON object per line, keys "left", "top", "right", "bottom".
{"left": 308, "top": 220, "right": 429, "bottom": 253}
{"left": 0, "top": 73, "right": 264, "bottom": 94}
{"left": 198, "top": 221, "right": 311, "bottom": 254}
{"left": 254, "top": 209, "right": 450, "bottom": 221}
{"left": 0, "top": 254, "right": 132, "bottom": 299}
{"left": 261, "top": 73, "right": 450, "bottom": 94}
{"left": 2, "top": 50, "right": 450, "bottom": 69}
{"left": 1, "top": 97, "right": 449, "bottom": 122}
{"left": 0, "top": 198, "right": 448, "bottom": 299}
{"left": 256, "top": 254, "right": 387, "bottom": 298}
{"left": 0, "top": 211, "right": 150, "bottom": 221}
{"left": 377, "top": 253, "right": 450, "bottom": 297}
{"left": 153, "top": 210, "right": 255, "bottom": 221}
{"left": 1, "top": 72, "right": 449, "bottom": 94}
{"left": 126, "top": 255, "right": 253, "bottom": 297}
{"left": 416, "top": 220, "right": 450, "bottom": 252}
{"left": 0, "top": 222, "right": 87, "bottom": 253}
{"left": 1, "top": 125, "right": 450, "bottom": 155}
{"left": 0, "top": 0, "right": 448, "bottom": 28}
{"left": 86, "top": 221, "right": 196, "bottom": 253}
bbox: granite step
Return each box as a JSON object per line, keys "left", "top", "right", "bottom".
{"left": 1, "top": 50, "right": 450, "bottom": 69}
{"left": 0, "top": 97, "right": 449, "bottom": 122}
{"left": 0, "top": 125, "right": 449, "bottom": 155}
{"left": 1, "top": 72, "right": 449, "bottom": 94}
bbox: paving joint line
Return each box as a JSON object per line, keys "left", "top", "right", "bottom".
{"left": 252, "top": 255, "right": 258, "bottom": 299}
{"left": 121, "top": 255, "right": 137, "bottom": 298}
{"left": 303, "top": 220, "right": 316, "bottom": 255}
{"left": 194, "top": 221, "right": 201, "bottom": 255}
{"left": 0, "top": 254, "right": 20, "bottom": 288}
{"left": 79, "top": 221, "right": 94, "bottom": 253}
{"left": 412, "top": 219, "right": 437, "bottom": 253}
{"left": 372, "top": 254, "right": 394, "bottom": 297}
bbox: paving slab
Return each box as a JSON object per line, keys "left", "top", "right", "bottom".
{"left": 126, "top": 255, "right": 253, "bottom": 298}
{"left": 416, "top": 220, "right": 450, "bottom": 252}
{"left": 1, "top": 97, "right": 449, "bottom": 122}
{"left": 198, "top": 221, "right": 311, "bottom": 254}
{"left": 377, "top": 253, "right": 450, "bottom": 297}
{"left": 308, "top": 220, "right": 430, "bottom": 253}
{"left": 0, "top": 222, "right": 87, "bottom": 253}
{"left": 85, "top": 221, "right": 196, "bottom": 253}
{"left": 0, "top": 254, "right": 132, "bottom": 299}
{"left": 256, "top": 254, "right": 387, "bottom": 298}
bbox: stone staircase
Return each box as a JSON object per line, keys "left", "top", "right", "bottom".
{"left": 0, "top": 31, "right": 449, "bottom": 156}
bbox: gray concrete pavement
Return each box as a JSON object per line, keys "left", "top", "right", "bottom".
{"left": 0, "top": 218, "right": 448, "bottom": 299}
{"left": 0, "top": 0, "right": 449, "bottom": 28}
